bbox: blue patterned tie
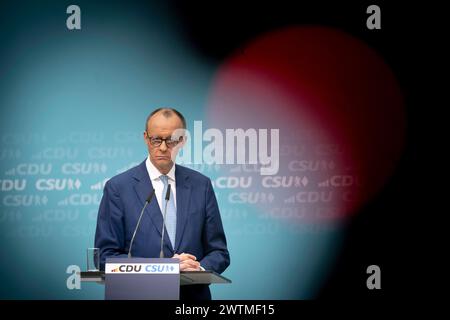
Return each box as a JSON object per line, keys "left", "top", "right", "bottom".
{"left": 160, "top": 175, "right": 176, "bottom": 248}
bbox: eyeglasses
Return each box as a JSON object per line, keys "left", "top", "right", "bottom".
{"left": 146, "top": 133, "right": 183, "bottom": 148}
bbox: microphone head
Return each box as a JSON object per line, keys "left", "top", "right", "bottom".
{"left": 165, "top": 184, "right": 171, "bottom": 200}
{"left": 146, "top": 189, "right": 155, "bottom": 203}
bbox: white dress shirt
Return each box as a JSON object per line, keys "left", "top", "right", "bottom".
{"left": 145, "top": 156, "right": 204, "bottom": 270}
{"left": 145, "top": 156, "right": 177, "bottom": 213}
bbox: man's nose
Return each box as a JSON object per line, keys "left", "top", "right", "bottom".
{"left": 159, "top": 140, "right": 168, "bottom": 152}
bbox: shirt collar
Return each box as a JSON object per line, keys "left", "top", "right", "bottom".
{"left": 145, "top": 156, "right": 176, "bottom": 182}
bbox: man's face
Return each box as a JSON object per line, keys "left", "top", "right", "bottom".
{"left": 144, "top": 112, "right": 185, "bottom": 174}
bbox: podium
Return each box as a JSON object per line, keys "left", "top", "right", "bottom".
{"left": 80, "top": 257, "right": 231, "bottom": 300}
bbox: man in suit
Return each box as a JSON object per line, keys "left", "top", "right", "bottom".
{"left": 94, "top": 108, "right": 230, "bottom": 300}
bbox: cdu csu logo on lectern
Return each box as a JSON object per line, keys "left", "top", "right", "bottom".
{"left": 106, "top": 263, "right": 178, "bottom": 274}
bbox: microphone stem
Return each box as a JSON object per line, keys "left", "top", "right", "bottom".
{"left": 128, "top": 200, "right": 149, "bottom": 258}
{"left": 128, "top": 189, "right": 155, "bottom": 259}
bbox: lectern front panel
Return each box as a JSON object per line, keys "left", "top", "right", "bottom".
{"left": 105, "top": 258, "right": 180, "bottom": 300}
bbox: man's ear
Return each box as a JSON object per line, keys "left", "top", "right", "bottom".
{"left": 143, "top": 131, "right": 149, "bottom": 144}
{"left": 179, "top": 135, "right": 187, "bottom": 147}
{"left": 172, "top": 128, "right": 187, "bottom": 147}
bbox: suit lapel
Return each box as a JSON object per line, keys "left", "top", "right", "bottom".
{"left": 132, "top": 161, "right": 173, "bottom": 251}
{"left": 174, "top": 165, "right": 191, "bottom": 252}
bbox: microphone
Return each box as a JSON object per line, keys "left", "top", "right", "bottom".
{"left": 128, "top": 189, "right": 155, "bottom": 258}
{"left": 159, "top": 183, "right": 171, "bottom": 258}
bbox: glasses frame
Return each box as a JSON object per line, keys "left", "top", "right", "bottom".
{"left": 145, "top": 132, "right": 184, "bottom": 148}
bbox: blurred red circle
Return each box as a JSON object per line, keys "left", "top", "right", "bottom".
{"left": 206, "top": 26, "right": 405, "bottom": 221}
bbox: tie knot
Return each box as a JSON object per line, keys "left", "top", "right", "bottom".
{"left": 160, "top": 175, "right": 169, "bottom": 186}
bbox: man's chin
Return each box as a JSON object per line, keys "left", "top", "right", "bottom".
{"left": 155, "top": 160, "right": 173, "bottom": 171}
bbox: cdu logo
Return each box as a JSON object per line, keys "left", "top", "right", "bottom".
{"left": 117, "top": 265, "right": 142, "bottom": 273}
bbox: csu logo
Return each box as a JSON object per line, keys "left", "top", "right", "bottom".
{"left": 145, "top": 264, "right": 175, "bottom": 273}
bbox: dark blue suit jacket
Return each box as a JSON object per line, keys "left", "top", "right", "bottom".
{"left": 94, "top": 160, "right": 230, "bottom": 300}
